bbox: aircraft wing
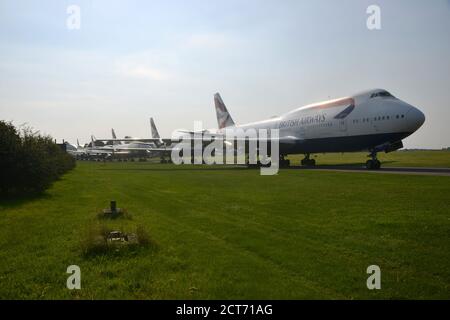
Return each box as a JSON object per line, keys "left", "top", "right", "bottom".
{"left": 110, "top": 147, "right": 169, "bottom": 151}
{"left": 96, "top": 136, "right": 302, "bottom": 146}
{"left": 166, "top": 135, "right": 301, "bottom": 144}
{"left": 95, "top": 138, "right": 162, "bottom": 143}
{"left": 176, "top": 130, "right": 224, "bottom": 138}
{"left": 97, "top": 134, "right": 304, "bottom": 152}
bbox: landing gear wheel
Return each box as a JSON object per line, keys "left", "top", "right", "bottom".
{"left": 374, "top": 160, "right": 381, "bottom": 169}
{"left": 301, "top": 159, "right": 315, "bottom": 166}
{"left": 279, "top": 155, "right": 290, "bottom": 168}
{"left": 280, "top": 159, "right": 290, "bottom": 167}
{"left": 301, "top": 154, "right": 316, "bottom": 166}
{"left": 366, "top": 149, "right": 381, "bottom": 170}
{"left": 366, "top": 159, "right": 381, "bottom": 170}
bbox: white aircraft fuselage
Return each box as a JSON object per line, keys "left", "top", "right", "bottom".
{"left": 218, "top": 89, "right": 425, "bottom": 155}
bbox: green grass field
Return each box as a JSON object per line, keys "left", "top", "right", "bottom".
{"left": 0, "top": 151, "right": 449, "bottom": 299}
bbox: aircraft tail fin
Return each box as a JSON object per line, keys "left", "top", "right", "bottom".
{"left": 214, "top": 93, "right": 235, "bottom": 129}
{"left": 111, "top": 128, "right": 121, "bottom": 145}
{"left": 150, "top": 117, "right": 160, "bottom": 139}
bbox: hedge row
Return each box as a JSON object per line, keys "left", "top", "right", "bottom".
{"left": 0, "top": 121, "right": 76, "bottom": 196}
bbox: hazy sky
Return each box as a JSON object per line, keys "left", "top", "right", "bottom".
{"left": 1, "top": 0, "right": 449, "bottom": 148}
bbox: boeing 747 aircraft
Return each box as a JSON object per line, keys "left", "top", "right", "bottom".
{"left": 211, "top": 89, "right": 425, "bottom": 169}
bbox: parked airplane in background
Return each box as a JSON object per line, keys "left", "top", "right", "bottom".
{"left": 86, "top": 135, "right": 115, "bottom": 157}
{"left": 66, "top": 139, "right": 90, "bottom": 158}
{"left": 108, "top": 129, "right": 122, "bottom": 146}
{"left": 64, "top": 141, "right": 77, "bottom": 153}
{"left": 95, "top": 118, "right": 171, "bottom": 162}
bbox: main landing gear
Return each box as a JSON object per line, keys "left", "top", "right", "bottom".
{"left": 301, "top": 154, "right": 316, "bottom": 166}
{"left": 366, "top": 151, "right": 381, "bottom": 170}
{"left": 280, "top": 155, "right": 290, "bottom": 168}
{"left": 160, "top": 157, "right": 172, "bottom": 164}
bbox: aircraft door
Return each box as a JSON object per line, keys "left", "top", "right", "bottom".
{"left": 298, "top": 126, "right": 306, "bottom": 139}
{"left": 371, "top": 117, "right": 380, "bottom": 132}
{"left": 338, "top": 119, "right": 347, "bottom": 133}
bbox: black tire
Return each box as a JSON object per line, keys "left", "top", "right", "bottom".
{"left": 374, "top": 160, "right": 381, "bottom": 169}
{"left": 366, "top": 160, "right": 374, "bottom": 169}
{"left": 284, "top": 159, "right": 290, "bottom": 167}
{"left": 309, "top": 159, "right": 316, "bottom": 166}
{"left": 280, "top": 159, "right": 290, "bottom": 167}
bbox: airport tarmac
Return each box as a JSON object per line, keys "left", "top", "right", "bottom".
{"left": 291, "top": 165, "right": 450, "bottom": 176}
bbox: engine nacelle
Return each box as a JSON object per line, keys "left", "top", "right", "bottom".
{"left": 373, "top": 140, "right": 403, "bottom": 153}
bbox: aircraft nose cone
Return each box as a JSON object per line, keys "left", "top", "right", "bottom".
{"left": 407, "top": 107, "right": 425, "bottom": 131}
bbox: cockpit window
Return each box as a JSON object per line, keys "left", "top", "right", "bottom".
{"left": 370, "top": 91, "right": 394, "bottom": 99}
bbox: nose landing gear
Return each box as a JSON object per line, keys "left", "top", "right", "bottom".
{"left": 366, "top": 151, "right": 381, "bottom": 170}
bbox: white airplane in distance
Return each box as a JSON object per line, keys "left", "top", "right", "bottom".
{"left": 95, "top": 118, "right": 168, "bottom": 158}
{"left": 85, "top": 135, "right": 115, "bottom": 157}
{"left": 210, "top": 89, "right": 425, "bottom": 169}
{"left": 66, "top": 139, "right": 91, "bottom": 157}
{"left": 104, "top": 129, "right": 122, "bottom": 147}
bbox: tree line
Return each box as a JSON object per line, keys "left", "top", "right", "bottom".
{"left": 0, "top": 120, "right": 76, "bottom": 197}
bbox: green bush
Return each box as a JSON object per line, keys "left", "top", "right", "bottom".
{"left": 0, "top": 121, "right": 76, "bottom": 196}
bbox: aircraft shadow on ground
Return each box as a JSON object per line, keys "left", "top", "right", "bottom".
{"left": 290, "top": 160, "right": 396, "bottom": 168}
{"left": 98, "top": 161, "right": 395, "bottom": 171}
{"left": 97, "top": 161, "right": 397, "bottom": 172}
